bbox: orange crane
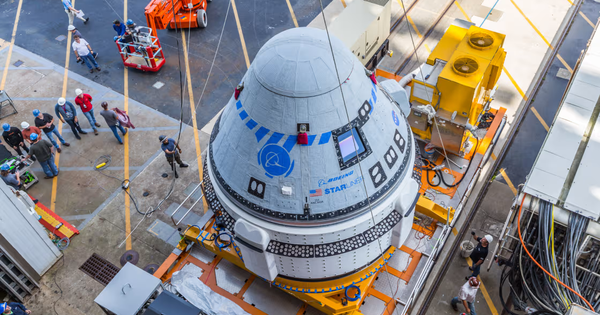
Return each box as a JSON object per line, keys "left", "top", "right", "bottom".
{"left": 145, "top": 0, "right": 209, "bottom": 38}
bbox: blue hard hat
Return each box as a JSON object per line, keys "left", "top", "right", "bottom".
{"left": 0, "top": 302, "right": 6, "bottom": 313}
{"left": 33, "top": 109, "right": 40, "bottom": 116}
{"left": 30, "top": 133, "right": 38, "bottom": 141}
{"left": 126, "top": 19, "right": 134, "bottom": 26}
{"left": 0, "top": 164, "right": 9, "bottom": 171}
{"left": 2, "top": 123, "right": 9, "bottom": 131}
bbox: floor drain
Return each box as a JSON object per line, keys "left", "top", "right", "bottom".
{"left": 79, "top": 253, "right": 120, "bottom": 286}
{"left": 13, "top": 60, "right": 23, "bottom": 67}
{"left": 143, "top": 191, "right": 150, "bottom": 197}
{"left": 162, "top": 173, "right": 168, "bottom": 178}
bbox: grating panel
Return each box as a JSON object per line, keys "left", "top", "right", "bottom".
{"left": 79, "top": 253, "right": 120, "bottom": 286}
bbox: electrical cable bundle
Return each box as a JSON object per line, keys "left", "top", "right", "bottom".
{"left": 499, "top": 197, "right": 597, "bottom": 314}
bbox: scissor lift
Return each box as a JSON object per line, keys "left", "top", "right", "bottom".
{"left": 116, "top": 26, "right": 165, "bottom": 72}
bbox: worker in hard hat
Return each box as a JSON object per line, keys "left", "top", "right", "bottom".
{"left": 467, "top": 232, "right": 493, "bottom": 279}
{"left": 450, "top": 277, "right": 480, "bottom": 315}
{"left": 0, "top": 301, "right": 31, "bottom": 314}
{"left": 74, "top": 89, "right": 101, "bottom": 135}
{"left": 20, "top": 122, "right": 41, "bottom": 147}
{"left": 67, "top": 25, "right": 82, "bottom": 38}
{"left": 2, "top": 123, "right": 29, "bottom": 157}
{"left": 159, "top": 135, "right": 188, "bottom": 179}
{"left": 33, "top": 109, "right": 69, "bottom": 153}
{"left": 55, "top": 97, "right": 87, "bottom": 140}
{"left": 24, "top": 133, "right": 58, "bottom": 179}
{"left": 0, "top": 164, "right": 21, "bottom": 190}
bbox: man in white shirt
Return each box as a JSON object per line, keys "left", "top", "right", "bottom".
{"left": 72, "top": 35, "right": 100, "bottom": 73}
{"left": 451, "top": 277, "right": 480, "bottom": 315}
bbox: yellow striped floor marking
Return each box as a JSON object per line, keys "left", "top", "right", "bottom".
{"left": 464, "top": 258, "right": 499, "bottom": 315}
{"left": 499, "top": 168, "right": 517, "bottom": 196}
{"left": 530, "top": 106, "right": 550, "bottom": 131}
{"left": 580, "top": 12, "right": 596, "bottom": 28}
{"left": 285, "top": 0, "right": 299, "bottom": 28}
{"left": 566, "top": 0, "right": 574, "bottom": 5}
{"left": 407, "top": 16, "right": 422, "bottom": 38}
{"left": 455, "top": 1, "right": 471, "bottom": 22}
{"left": 0, "top": 0, "right": 24, "bottom": 90}
{"left": 396, "top": 0, "right": 404, "bottom": 9}
{"left": 231, "top": 0, "right": 250, "bottom": 69}
{"left": 452, "top": 228, "right": 458, "bottom": 236}
{"left": 123, "top": 0, "right": 132, "bottom": 250}
{"left": 52, "top": 0, "right": 76, "bottom": 212}
{"left": 341, "top": 0, "right": 347, "bottom": 8}
{"left": 181, "top": 31, "right": 209, "bottom": 213}
{"left": 491, "top": 153, "right": 497, "bottom": 160}
{"left": 502, "top": 67, "right": 527, "bottom": 100}
{"left": 406, "top": 16, "right": 431, "bottom": 53}
{"left": 510, "top": 0, "right": 572, "bottom": 73}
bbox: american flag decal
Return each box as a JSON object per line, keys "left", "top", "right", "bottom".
{"left": 310, "top": 189, "right": 322, "bottom": 197}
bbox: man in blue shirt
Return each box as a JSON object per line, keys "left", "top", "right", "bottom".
{"left": 0, "top": 301, "right": 31, "bottom": 314}
{"left": 159, "top": 135, "right": 188, "bottom": 178}
{"left": 55, "top": 97, "right": 88, "bottom": 140}
{"left": 62, "top": 0, "right": 88, "bottom": 26}
{"left": 113, "top": 20, "right": 126, "bottom": 37}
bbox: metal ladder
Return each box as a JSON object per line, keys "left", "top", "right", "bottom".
{"left": 0, "top": 248, "right": 38, "bottom": 302}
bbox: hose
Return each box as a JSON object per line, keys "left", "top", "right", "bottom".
{"left": 517, "top": 194, "right": 595, "bottom": 311}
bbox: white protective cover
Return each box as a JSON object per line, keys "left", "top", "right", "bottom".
{"left": 171, "top": 263, "right": 250, "bottom": 315}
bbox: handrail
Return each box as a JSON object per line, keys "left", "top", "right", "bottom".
{"left": 170, "top": 181, "right": 203, "bottom": 225}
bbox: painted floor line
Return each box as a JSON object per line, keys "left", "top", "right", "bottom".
{"left": 0, "top": 0, "right": 24, "bottom": 90}
{"left": 510, "top": 0, "right": 573, "bottom": 73}
{"left": 499, "top": 168, "right": 518, "bottom": 196}
{"left": 530, "top": 106, "right": 550, "bottom": 131}
{"left": 580, "top": 12, "right": 596, "bottom": 28}
{"left": 286, "top": 0, "right": 299, "bottom": 28}
{"left": 123, "top": 0, "right": 132, "bottom": 251}
{"left": 465, "top": 257, "right": 499, "bottom": 315}
{"left": 231, "top": 0, "right": 251, "bottom": 69}
{"left": 181, "top": 30, "right": 209, "bottom": 213}
{"left": 455, "top": 1, "right": 471, "bottom": 22}
{"left": 31, "top": 166, "right": 143, "bottom": 172}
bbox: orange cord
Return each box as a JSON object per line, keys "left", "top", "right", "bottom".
{"left": 517, "top": 194, "right": 595, "bottom": 311}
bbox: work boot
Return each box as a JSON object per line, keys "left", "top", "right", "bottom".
{"left": 94, "top": 129, "right": 98, "bottom": 135}
{"left": 44, "top": 176, "right": 54, "bottom": 179}
{"left": 90, "top": 69, "right": 94, "bottom": 73}
{"left": 79, "top": 130, "right": 88, "bottom": 134}
{"left": 57, "top": 147, "right": 62, "bottom": 153}
{"left": 96, "top": 68, "right": 101, "bottom": 72}
{"left": 75, "top": 135, "right": 81, "bottom": 140}
{"left": 63, "top": 143, "right": 70, "bottom": 147}
{"left": 180, "top": 163, "right": 189, "bottom": 168}
{"left": 95, "top": 123, "right": 101, "bottom": 127}
{"left": 84, "top": 17, "right": 89, "bottom": 24}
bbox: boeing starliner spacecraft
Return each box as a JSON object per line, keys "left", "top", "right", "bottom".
{"left": 203, "top": 27, "right": 420, "bottom": 282}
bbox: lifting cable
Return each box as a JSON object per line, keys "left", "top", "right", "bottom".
{"left": 317, "top": 0, "right": 401, "bottom": 312}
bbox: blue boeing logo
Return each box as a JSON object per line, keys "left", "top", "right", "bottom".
{"left": 258, "top": 144, "right": 294, "bottom": 178}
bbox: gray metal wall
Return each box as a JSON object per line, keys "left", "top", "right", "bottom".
{"left": 0, "top": 181, "right": 62, "bottom": 280}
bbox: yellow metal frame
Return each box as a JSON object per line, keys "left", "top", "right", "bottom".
{"left": 168, "top": 218, "right": 401, "bottom": 315}
{"left": 414, "top": 196, "right": 455, "bottom": 224}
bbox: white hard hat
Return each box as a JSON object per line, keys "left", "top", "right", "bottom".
{"left": 68, "top": 25, "right": 76, "bottom": 31}
{"left": 484, "top": 235, "right": 494, "bottom": 243}
{"left": 57, "top": 97, "right": 66, "bottom": 105}
{"left": 21, "top": 122, "right": 29, "bottom": 129}
{"left": 75, "top": 88, "right": 83, "bottom": 96}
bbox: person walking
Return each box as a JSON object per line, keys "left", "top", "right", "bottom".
{"left": 2, "top": 123, "right": 30, "bottom": 157}
{"left": 24, "top": 134, "right": 58, "bottom": 179}
{"left": 74, "top": 89, "right": 100, "bottom": 135}
{"left": 21, "top": 122, "right": 41, "bottom": 145}
{"left": 72, "top": 35, "right": 100, "bottom": 73}
{"left": 159, "top": 135, "right": 188, "bottom": 178}
{"left": 99, "top": 102, "right": 127, "bottom": 144}
{"left": 0, "top": 164, "right": 22, "bottom": 190}
{"left": 61, "top": 0, "right": 88, "bottom": 26}
{"left": 450, "top": 277, "right": 480, "bottom": 315}
{"left": 467, "top": 232, "right": 492, "bottom": 279}
{"left": 55, "top": 97, "right": 87, "bottom": 140}
{"left": 33, "top": 109, "right": 69, "bottom": 153}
